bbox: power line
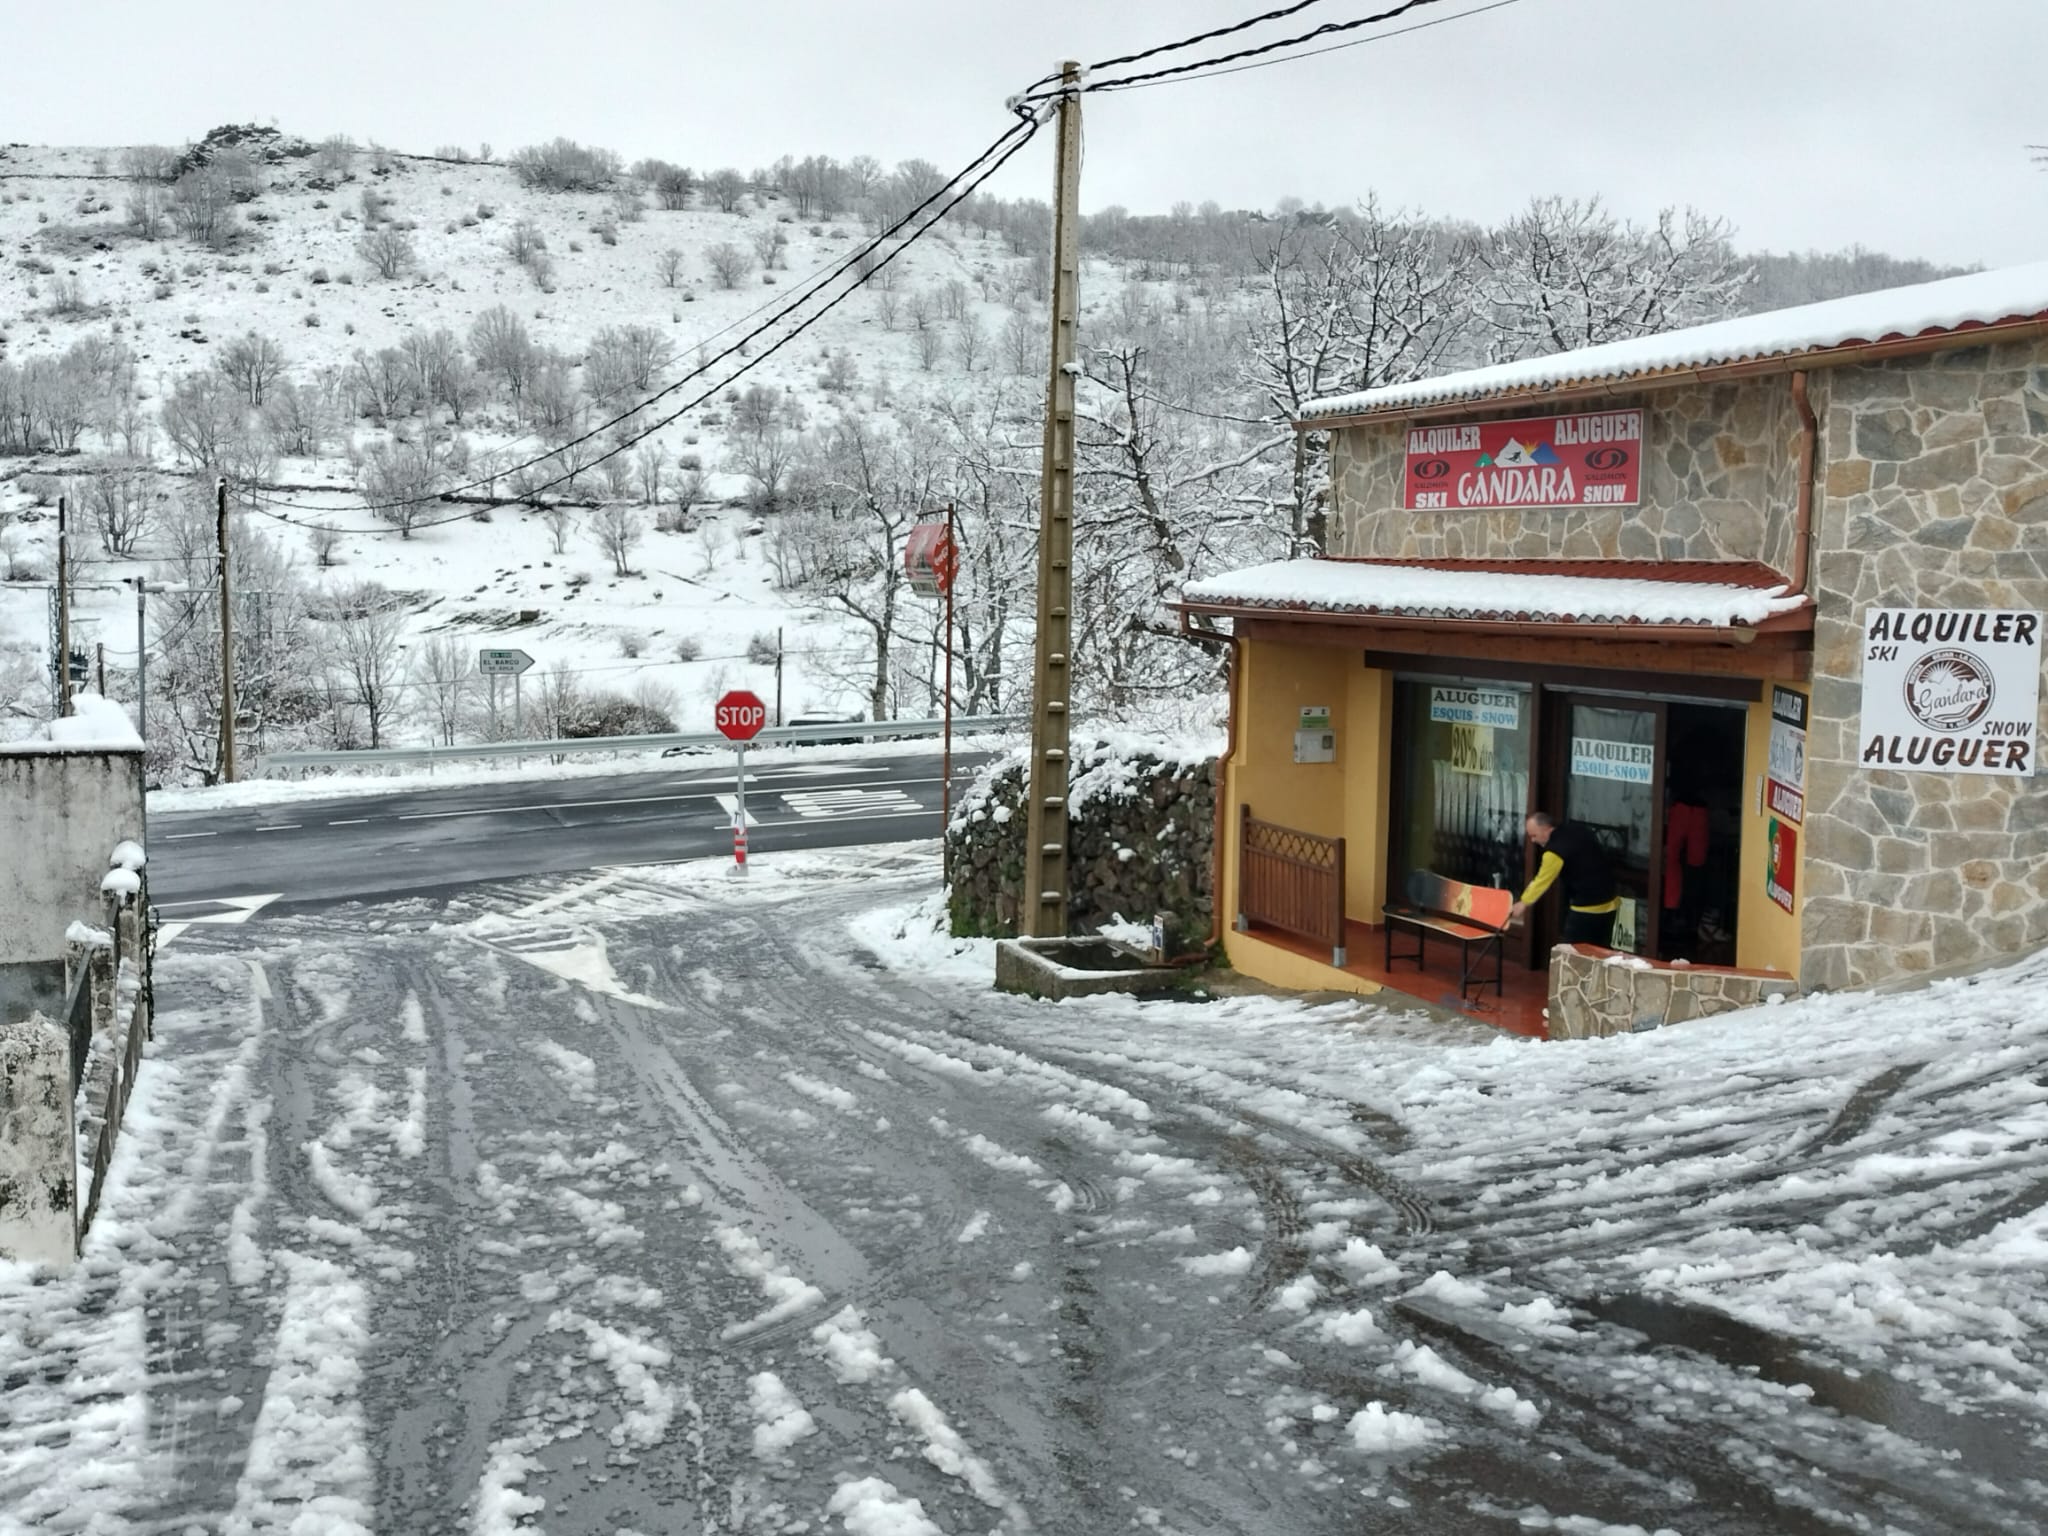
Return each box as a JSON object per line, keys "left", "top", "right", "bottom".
{"left": 251, "top": 118, "right": 1044, "bottom": 540}
{"left": 1087, "top": 0, "right": 1339, "bottom": 73}
{"left": 1094, "top": 0, "right": 1522, "bottom": 90}
{"left": 247, "top": 116, "right": 1038, "bottom": 523}
{"left": 1019, "top": 0, "right": 1463, "bottom": 99}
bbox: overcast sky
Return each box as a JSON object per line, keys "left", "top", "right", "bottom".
{"left": 11, "top": 0, "right": 2045, "bottom": 269}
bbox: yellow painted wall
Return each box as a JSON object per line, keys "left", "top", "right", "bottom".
{"left": 1222, "top": 929, "right": 1386, "bottom": 997}
{"left": 1219, "top": 639, "right": 1397, "bottom": 991}
{"left": 1737, "top": 690, "right": 1803, "bottom": 980}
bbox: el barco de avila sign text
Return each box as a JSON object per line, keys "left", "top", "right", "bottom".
{"left": 1860, "top": 608, "right": 2040, "bottom": 776}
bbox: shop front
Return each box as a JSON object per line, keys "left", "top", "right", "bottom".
{"left": 1178, "top": 261, "right": 2048, "bottom": 1034}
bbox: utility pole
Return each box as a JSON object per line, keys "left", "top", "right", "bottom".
{"left": 1021, "top": 59, "right": 1082, "bottom": 938}
{"left": 56, "top": 494, "right": 72, "bottom": 717}
{"left": 216, "top": 478, "right": 237, "bottom": 783}
{"left": 96, "top": 642, "right": 105, "bottom": 696}
{"left": 941, "top": 500, "right": 957, "bottom": 888}
{"left": 774, "top": 627, "right": 785, "bottom": 726}
{"left": 133, "top": 577, "right": 147, "bottom": 742}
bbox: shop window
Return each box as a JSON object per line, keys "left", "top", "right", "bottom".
{"left": 1392, "top": 679, "right": 1532, "bottom": 891}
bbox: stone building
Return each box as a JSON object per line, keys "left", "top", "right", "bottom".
{"left": 1175, "top": 263, "right": 2047, "bottom": 1033}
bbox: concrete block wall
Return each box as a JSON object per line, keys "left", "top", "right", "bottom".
{"left": 0, "top": 750, "right": 146, "bottom": 967}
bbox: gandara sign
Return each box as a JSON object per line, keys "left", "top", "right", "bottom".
{"left": 1405, "top": 409, "right": 1642, "bottom": 512}
{"left": 1860, "top": 608, "right": 2040, "bottom": 776}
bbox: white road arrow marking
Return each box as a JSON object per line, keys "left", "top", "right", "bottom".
{"left": 155, "top": 893, "right": 282, "bottom": 950}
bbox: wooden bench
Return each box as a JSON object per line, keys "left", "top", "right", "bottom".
{"left": 1381, "top": 871, "right": 1512, "bottom": 1001}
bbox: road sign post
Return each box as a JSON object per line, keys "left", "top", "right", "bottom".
{"left": 716, "top": 689, "right": 768, "bottom": 876}
{"left": 480, "top": 649, "right": 535, "bottom": 741}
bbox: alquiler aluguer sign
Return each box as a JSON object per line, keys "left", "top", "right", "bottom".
{"left": 1404, "top": 409, "right": 1643, "bottom": 512}
{"left": 1859, "top": 608, "right": 2040, "bottom": 776}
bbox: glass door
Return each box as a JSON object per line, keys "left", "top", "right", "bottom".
{"left": 1555, "top": 699, "right": 1663, "bottom": 956}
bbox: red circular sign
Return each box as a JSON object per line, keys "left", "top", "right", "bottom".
{"left": 715, "top": 689, "right": 768, "bottom": 742}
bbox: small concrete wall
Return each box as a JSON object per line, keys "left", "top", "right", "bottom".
{"left": 994, "top": 938, "right": 1185, "bottom": 1002}
{"left": 1548, "top": 944, "right": 1797, "bottom": 1039}
{"left": 0, "top": 1013, "right": 77, "bottom": 1266}
{"left": 0, "top": 750, "right": 145, "bottom": 967}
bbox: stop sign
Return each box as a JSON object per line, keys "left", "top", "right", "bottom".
{"left": 715, "top": 689, "right": 768, "bottom": 742}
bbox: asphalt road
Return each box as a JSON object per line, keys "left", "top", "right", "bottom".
{"left": 147, "top": 749, "right": 986, "bottom": 911}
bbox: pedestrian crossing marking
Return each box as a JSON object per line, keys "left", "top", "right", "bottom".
{"left": 779, "top": 787, "right": 921, "bottom": 819}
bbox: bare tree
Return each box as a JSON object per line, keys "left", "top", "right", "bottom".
{"left": 634, "top": 442, "right": 664, "bottom": 505}
{"left": 541, "top": 504, "right": 576, "bottom": 553}
{"left": 706, "top": 168, "right": 747, "bottom": 213}
{"left": 590, "top": 504, "right": 645, "bottom": 576}
{"left": 358, "top": 226, "right": 417, "bottom": 281}
{"left": 413, "top": 633, "right": 472, "bottom": 745}
{"left": 355, "top": 422, "right": 464, "bottom": 537}
{"left": 656, "top": 247, "right": 685, "bottom": 287}
{"left": 705, "top": 241, "right": 752, "bottom": 289}
{"left": 321, "top": 581, "right": 409, "bottom": 748}
{"left": 915, "top": 322, "right": 944, "bottom": 371}
{"left": 216, "top": 331, "right": 288, "bottom": 407}
{"left": 87, "top": 463, "right": 153, "bottom": 556}
{"left": 749, "top": 226, "right": 788, "bottom": 270}
{"left": 310, "top": 520, "right": 343, "bottom": 567}
{"left": 952, "top": 314, "right": 986, "bottom": 372}
{"left": 1000, "top": 308, "right": 1037, "bottom": 375}
{"left": 1476, "top": 196, "right": 1751, "bottom": 359}
{"left": 470, "top": 306, "right": 538, "bottom": 407}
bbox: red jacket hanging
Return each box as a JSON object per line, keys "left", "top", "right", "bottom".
{"left": 1664, "top": 802, "right": 1709, "bottom": 909}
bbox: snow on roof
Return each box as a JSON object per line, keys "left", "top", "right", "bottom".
{"left": 1300, "top": 259, "right": 2048, "bottom": 420}
{"left": 1178, "top": 558, "right": 1808, "bottom": 629}
{"left": 5, "top": 693, "right": 145, "bottom": 755}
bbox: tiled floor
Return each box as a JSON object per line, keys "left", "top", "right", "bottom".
{"left": 1245, "top": 920, "right": 1551, "bottom": 1038}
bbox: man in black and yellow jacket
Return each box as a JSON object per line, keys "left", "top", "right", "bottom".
{"left": 1507, "top": 811, "right": 1620, "bottom": 947}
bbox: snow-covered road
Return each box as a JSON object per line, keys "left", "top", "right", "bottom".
{"left": 4, "top": 848, "right": 2044, "bottom": 1534}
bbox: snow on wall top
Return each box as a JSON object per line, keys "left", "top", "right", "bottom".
{"left": 1180, "top": 558, "right": 1806, "bottom": 628}
{"left": 1300, "top": 259, "right": 2048, "bottom": 420}
{"left": 5, "top": 693, "right": 145, "bottom": 755}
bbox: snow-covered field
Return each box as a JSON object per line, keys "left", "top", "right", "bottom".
{"left": 3, "top": 847, "right": 2041, "bottom": 1533}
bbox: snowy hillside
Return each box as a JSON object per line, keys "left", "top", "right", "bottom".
{"left": 0, "top": 132, "right": 1078, "bottom": 773}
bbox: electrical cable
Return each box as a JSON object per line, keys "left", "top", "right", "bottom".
{"left": 1092, "top": 0, "right": 1520, "bottom": 90}
{"left": 1084, "top": 0, "right": 1338, "bottom": 73}
{"left": 245, "top": 116, "right": 1037, "bottom": 521}
{"left": 249, "top": 117, "right": 1043, "bottom": 539}
{"left": 1017, "top": 0, "right": 1455, "bottom": 100}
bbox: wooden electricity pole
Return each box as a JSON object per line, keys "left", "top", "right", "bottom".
{"left": 1021, "top": 60, "right": 1082, "bottom": 938}
{"left": 56, "top": 494, "right": 73, "bottom": 717}
{"left": 216, "top": 478, "right": 237, "bottom": 783}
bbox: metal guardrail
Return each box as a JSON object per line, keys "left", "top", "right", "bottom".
{"left": 259, "top": 715, "right": 1028, "bottom": 773}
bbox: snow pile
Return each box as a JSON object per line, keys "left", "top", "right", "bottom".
{"left": 1180, "top": 557, "right": 1804, "bottom": 628}
{"left": 812, "top": 1306, "right": 892, "bottom": 1384}
{"left": 826, "top": 1477, "right": 945, "bottom": 1536}
{"left": 1345, "top": 1402, "right": 1441, "bottom": 1455}
{"left": 1181, "top": 1246, "right": 1255, "bottom": 1277}
{"left": 11, "top": 692, "right": 145, "bottom": 753}
{"left": 716, "top": 1226, "right": 826, "bottom": 1339}
{"left": 747, "top": 1371, "right": 817, "bottom": 1461}
{"left": 889, "top": 1386, "right": 1020, "bottom": 1516}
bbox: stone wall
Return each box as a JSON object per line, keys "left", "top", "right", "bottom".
{"left": 948, "top": 737, "right": 1217, "bottom": 943}
{"left": 0, "top": 1013, "right": 76, "bottom": 1266}
{"left": 1800, "top": 339, "right": 2048, "bottom": 991}
{"left": 1547, "top": 945, "right": 1797, "bottom": 1040}
{"left": 1330, "top": 378, "right": 1802, "bottom": 572}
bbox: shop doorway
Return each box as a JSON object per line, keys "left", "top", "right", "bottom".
{"left": 1661, "top": 701, "right": 1744, "bottom": 966}
{"left": 1535, "top": 693, "right": 1747, "bottom": 964}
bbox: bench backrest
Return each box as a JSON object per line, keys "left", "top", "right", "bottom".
{"left": 1404, "top": 870, "right": 1513, "bottom": 931}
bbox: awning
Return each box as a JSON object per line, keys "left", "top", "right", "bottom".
{"left": 1174, "top": 557, "right": 1814, "bottom": 643}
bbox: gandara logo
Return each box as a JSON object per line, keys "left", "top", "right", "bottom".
{"left": 1902, "top": 648, "right": 1993, "bottom": 732}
